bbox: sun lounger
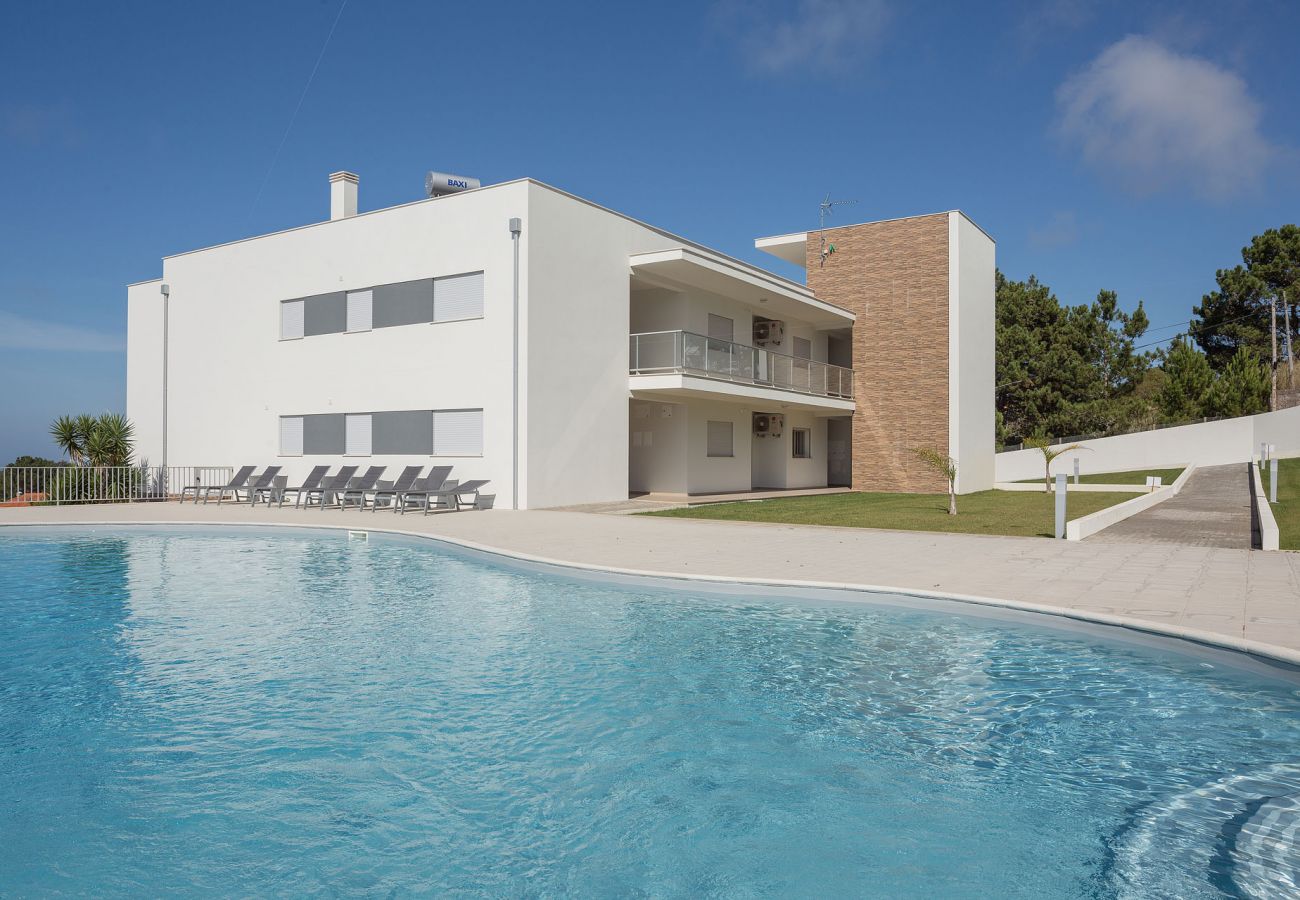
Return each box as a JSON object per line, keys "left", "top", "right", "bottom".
{"left": 251, "top": 475, "right": 289, "bottom": 507}
{"left": 394, "top": 467, "right": 453, "bottom": 514}
{"left": 207, "top": 466, "right": 280, "bottom": 504}
{"left": 366, "top": 465, "right": 424, "bottom": 511}
{"left": 301, "top": 466, "right": 358, "bottom": 509}
{"left": 421, "top": 479, "right": 489, "bottom": 515}
{"left": 183, "top": 465, "right": 254, "bottom": 504}
{"left": 338, "top": 466, "right": 387, "bottom": 510}
{"left": 261, "top": 465, "right": 330, "bottom": 508}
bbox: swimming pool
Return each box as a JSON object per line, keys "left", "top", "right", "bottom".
{"left": 2, "top": 526, "right": 1298, "bottom": 897}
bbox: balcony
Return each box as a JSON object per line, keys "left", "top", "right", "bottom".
{"left": 629, "top": 331, "right": 854, "bottom": 408}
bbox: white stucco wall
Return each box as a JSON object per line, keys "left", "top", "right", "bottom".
{"left": 686, "top": 399, "right": 753, "bottom": 494}
{"left": 142, "top": 182, "right": 528, "bottom": 504}
{"left": 629, "top": 399, "right": 687, "bottom": 494}
{"left": 948, "top": 212, "right": 996, "bottom": 493}
{"left": 994, "top": 405, "right": 1300, "bottom": 481}
{"left": 523, "top": 184, "right": 679, "bottom": 508}
{"left": 125, "top": 279, "right": 165, "bottom": 465}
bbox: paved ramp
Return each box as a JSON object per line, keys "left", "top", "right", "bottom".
{"left": 1086, "top": 463, "right": 1254, "bottom": 549}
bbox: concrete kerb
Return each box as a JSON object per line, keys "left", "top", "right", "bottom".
{"left": 995, "top": 482, "right": 1145, "bottom": 493}
{"left": 1064, "top": 462, "right": 1197, "bottom": 542}
{"left": 1252, "top": 459, "right": 1281, "bottom": 551}
{"left": 4, "top": 512, "right": 1300, "bottom": 670}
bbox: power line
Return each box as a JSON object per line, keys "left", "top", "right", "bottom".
{"left": 246, "top": 0, "right": 349, "bottom": 226}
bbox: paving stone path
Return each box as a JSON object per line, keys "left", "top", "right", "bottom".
{"left": 1086, "top": 463, "right": 1254, "bottom": 549}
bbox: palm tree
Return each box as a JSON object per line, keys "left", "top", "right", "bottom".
{"left": 913, "top": 447, "right": 958, "bottom": 515}
{"left": 88, "top": 413, "right": 135, "bottom": 466}
{"left": 1024, "top": 435, "right": 1088, "bottom": 491}
{"left": 50, "top": 415, "right": 85, "bottom": 465}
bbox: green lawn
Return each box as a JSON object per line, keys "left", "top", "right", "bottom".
{"left": 1261, "top": 457, "right": 1299, "bottom": 551}
{"left": 1015, "top": 467, "right": 1184, "bottom": 486}
{"left": 644, "top": 489, "right": 1138, "bottom": 538}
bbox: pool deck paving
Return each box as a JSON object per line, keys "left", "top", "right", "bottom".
{"left": 1087, "top": 463, "right": 1254, "bottom": 549}
{"left": 2, "top": 501, "right": 1298, "bottom": 663}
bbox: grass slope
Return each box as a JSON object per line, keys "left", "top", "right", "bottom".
{"left": 1262, "top": 458, "right": 1299, "bottom": 551}
{"left": 645, "top": 489, "right": 1137, "bottom": 539}
{"left": 1014, "top": 468, "right": 1184, "bottom": 486}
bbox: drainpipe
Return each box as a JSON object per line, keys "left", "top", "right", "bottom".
{"left": 509, "top": 217, "right": 522, "bottom": 510}
{"left": 160, "top": 282, "right": 170, "bottom": 492}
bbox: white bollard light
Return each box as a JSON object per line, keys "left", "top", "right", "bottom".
{"left": 1271, "top": 457, "right": 1279, "bottom": 504}
{"left": 1073, "top": 458, "right": 1080, "bottom": 485}
{"left": 1055, "top": 473, "right": 1067, "bottom": 539}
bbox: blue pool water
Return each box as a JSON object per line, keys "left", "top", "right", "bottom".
{"left": 2, "top": 527, "right": 1299, "bottom": 897}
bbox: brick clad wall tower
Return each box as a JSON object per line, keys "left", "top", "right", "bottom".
{"left": 803, "top": 211, "right": 996, "bottom": 494}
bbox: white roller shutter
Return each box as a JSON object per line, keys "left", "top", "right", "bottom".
{"left": 279, "top": 416, "right": 303, "bottom": 456}
{"left": 346, "top": 289, "right": 373, "bottom": 332}
{"left": 345, "top": 414, "right": 372, "bottom": 456}
{"left": 280, "top": 300, "right": 304, "bottom": 340}
{"left": 706, "top": 420, "right": 733, "bottom": 458}
{"left": 434, "top": 272, "right": 484, "bottom": 322}
{"left": 433, "top": 409, "right": 483, "bottom": 456}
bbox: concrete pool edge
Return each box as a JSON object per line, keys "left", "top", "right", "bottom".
{"left": 6, "top": 516, "right": 1300, "bottom": 671}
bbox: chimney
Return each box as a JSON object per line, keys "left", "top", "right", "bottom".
{"left": 329, "top": 171, "right": 358, "bottom": 220}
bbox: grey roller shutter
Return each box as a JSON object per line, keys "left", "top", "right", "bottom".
{"left": 346, "top": 289, "right": 373, "bottom": 332}
{"left": 280, "top": 300, "right": 304, "bottom": 340}
{"left": 706, "top": 420, "right": 733, "bottom": 458}
{"left": 433, "top": 409, "right": 483, "bottom": 456}
{"left": 345, "top": 414, "right": 372, "bottom": 456}
{"left": 434, "top": 272, "right": 484, "bottom": 322}
{"left": 279, "top": 416, "right": 304, "bottom": 456}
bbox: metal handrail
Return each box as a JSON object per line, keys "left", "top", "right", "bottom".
{"left": 629, "top": 330, "right": 854, "bottom": 400}
{"left": 0, "top": 465, "right": 234, "bottom": 505}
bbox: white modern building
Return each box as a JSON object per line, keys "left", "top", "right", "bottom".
{"left": 127, "top": 173, "right": 995, "bottom": 508}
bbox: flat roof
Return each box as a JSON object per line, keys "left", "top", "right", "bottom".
{"left": 154, "top": 178, "right": 828, "bottom": 307}
{"left": 755, "top": 210, "right": 996, "bottom": 268}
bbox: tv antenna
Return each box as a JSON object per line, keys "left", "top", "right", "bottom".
{"left": 818, "top": 193, "right": 857, "bottom": 267}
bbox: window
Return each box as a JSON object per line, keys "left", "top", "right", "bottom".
{"left": 792, "top": 428, "right": 811, "bottom": 459}
{"left": 303, "top": 292, "right": 347, "bottom": 336}
{"left": 707, "top": 314, "right": 733, "bottom": 341}
{"left": 279, "top": 416, "right": 304, "bottom": 455}
{"left": 706, "top": 420, "right": 733, "bottom": 458}
{"left": 433, "top": 409, "right": 484, "bottom": 456}
{"left": 303, "top": 414, "right": 346, "bottom": 455}
{"left": 346, "top": 289, "right": 373, "bottom": 332}
{"left": 434, "top": 271, "right": 484, "bottom": 322}
{"left": 373, "top": 410, "right": 433, "bottom": 455}
{"left": 345, "top": 414, "right": 372, "bottom": 456}
{"left": 280, "top": 300, "right": 304, "bottom": 340}
{"left": 373, "top": 279, "right": 434, "bottom": 329}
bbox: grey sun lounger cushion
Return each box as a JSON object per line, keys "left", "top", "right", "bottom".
{"left": 185, "top": 466, "right": 254, "bottom": 503}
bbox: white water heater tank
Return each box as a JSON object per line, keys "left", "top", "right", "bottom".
{"left": 425, "top": 171, "right": 481, "bottom": 197}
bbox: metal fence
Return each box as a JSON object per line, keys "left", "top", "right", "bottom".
{"left": 630, "top": 330, "right": 854, "bottom": 400}
{"left": 996, "top": 416, "right": 1234, "bottom": 452}
{"left": 0, "top": 466, "right": 234, "bottom": 505}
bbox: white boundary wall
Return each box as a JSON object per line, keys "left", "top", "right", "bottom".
{"left": 1251, "top": 462, "right": 1280, "bottom": 551}
{"left": 995, "top": 406, "right": 1300, "bottom": 482}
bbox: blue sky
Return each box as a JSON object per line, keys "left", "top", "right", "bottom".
{"left": 2, "top": 0, "right": 1297, "bottom": 463}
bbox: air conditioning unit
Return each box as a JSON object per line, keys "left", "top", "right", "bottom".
{"left": 753, "top": 413, "right": 785, "bottom": 437}
{"left": 753, "top": 319, "right": 785, "bottom": 347}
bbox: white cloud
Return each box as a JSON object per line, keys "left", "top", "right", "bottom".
{"left": 1054, "top": 36, "right": 1275, "bottom": 199}
{"left": 0, "top": 311, "right": 124, "bottom": 353}
{"left": 714, "top": 0, "right": 891, "bottom": 74}
{"left": 1028, "top": 210, "right": 1080, "bottom": 249}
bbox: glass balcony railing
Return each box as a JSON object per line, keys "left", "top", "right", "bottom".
{"left": 629, "top": 330, "right": 854, "bottom": 400}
